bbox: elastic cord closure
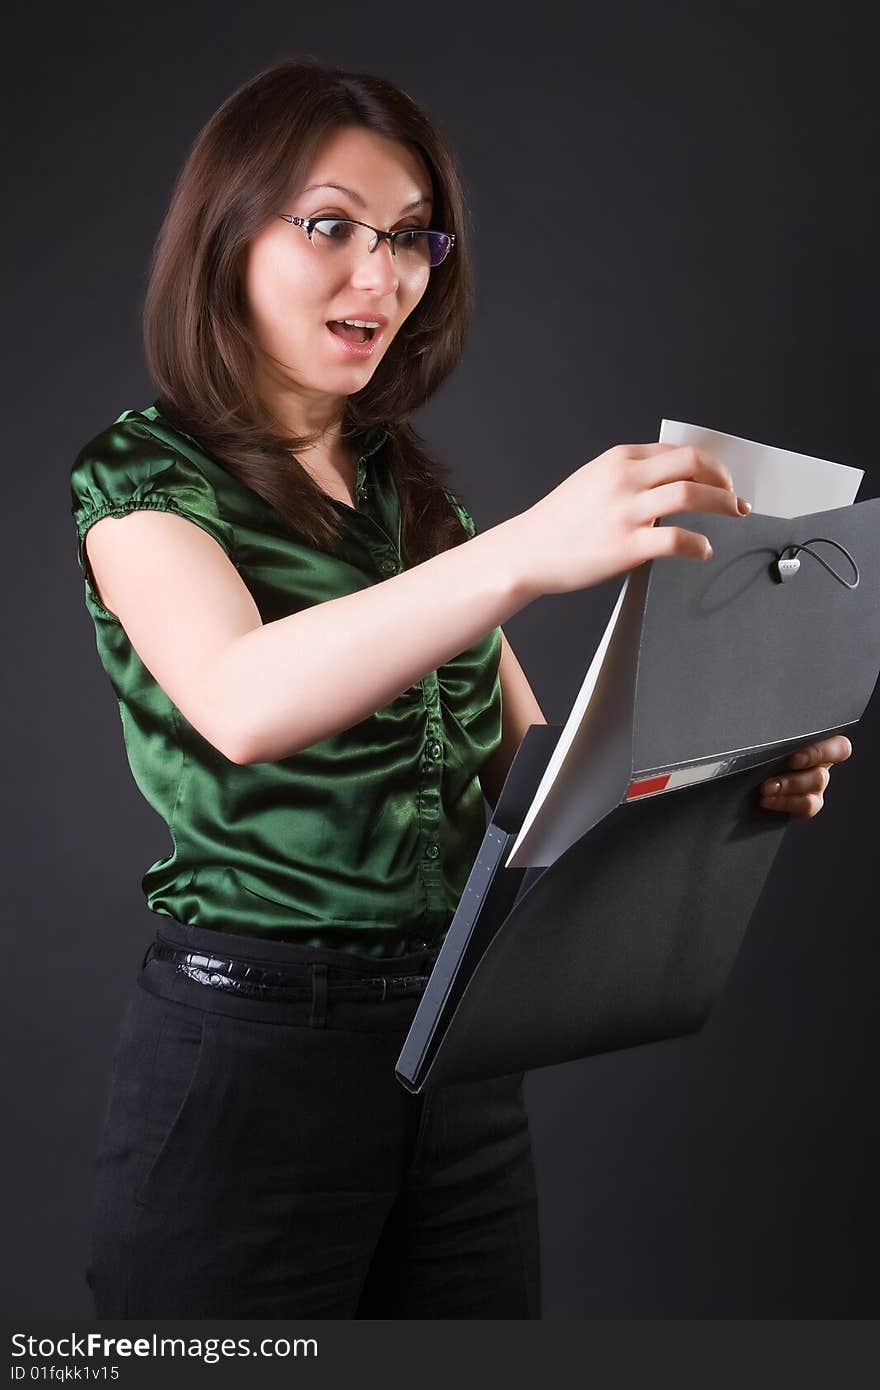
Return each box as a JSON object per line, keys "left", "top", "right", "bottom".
{"left": 774, "top": 536, "right": 860, "bottom": 588}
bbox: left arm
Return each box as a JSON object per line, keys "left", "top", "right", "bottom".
{"left": 479, "top": 631, "right": 547, "bottom": 811}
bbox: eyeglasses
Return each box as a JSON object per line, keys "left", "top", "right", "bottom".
{"left": 277, "top": 215, "right": 455, "bottom": 268}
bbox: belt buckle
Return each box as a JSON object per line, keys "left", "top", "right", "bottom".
{"left": 366, "top": 975, "right": 407, "bottom": 1002}
{"left": 382, "top": 974, "right": 426, "bottom": 1000}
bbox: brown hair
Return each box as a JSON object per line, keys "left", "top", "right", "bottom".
{"left": 143, "top": 54, "right": 476, "bottom": 566}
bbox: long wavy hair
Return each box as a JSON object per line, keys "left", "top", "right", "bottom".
{"left": 142, "top": 55, "right": 477, "bottom": 567}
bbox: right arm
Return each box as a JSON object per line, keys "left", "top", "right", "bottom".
{"left": 82, "top": 442, "right": 746, "bottom": 765}
{"left": 83, "top": 507, "right": 535, "bottom": 764}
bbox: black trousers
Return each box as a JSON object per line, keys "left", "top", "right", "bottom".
{"left": 86, "top": 918, "right": 542, "bottom": 1318}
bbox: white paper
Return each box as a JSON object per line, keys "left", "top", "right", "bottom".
{"left": 659, "top": 420, "right": 862, "bottom": 518}
{"left": 506, "top": 578, "right": 630, "bottom": 868}
{"left": 505, "top": 421, "right": 863, "bottom": 870}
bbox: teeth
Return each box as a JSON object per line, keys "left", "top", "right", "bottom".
{"left": 341, "top": 319, "right": 380, "bottom": 328}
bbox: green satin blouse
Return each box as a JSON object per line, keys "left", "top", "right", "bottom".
{"left": 70, "top": 403, "right": 502, "bottom": 957}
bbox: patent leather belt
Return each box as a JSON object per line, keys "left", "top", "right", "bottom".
{"left": 144, "top": 938, "right": 434, "bottom": 1003}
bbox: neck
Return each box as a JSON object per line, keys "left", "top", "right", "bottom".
{"left": 256, "top": 364, "right": 347, "bottom": 449}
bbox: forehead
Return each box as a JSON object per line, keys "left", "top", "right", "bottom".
{"left": 298, "top": 126, "right": 433, "bottom": 207}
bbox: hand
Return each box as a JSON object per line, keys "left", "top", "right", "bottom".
{"left": 758, "top": 735, "right": 853, "bottom": 821}
{"left": 512, "top": 443, "right": 750, "bottom": 601}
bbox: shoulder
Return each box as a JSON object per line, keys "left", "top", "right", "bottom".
{"left": 71, "top": 407, "right": 208, "bottom": 507}
{"left": 70, "top": 406, "right": 234, "bottom": 564}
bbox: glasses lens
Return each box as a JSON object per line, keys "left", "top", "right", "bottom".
{"left": 310, "top": 220, "right": 452, "bottom": 268}
{"left": 395, "top": 230, "right": 452, "bottom": 267}
{"left": 426, "top": 231, "right": 453, "bottom": 266}
{"left": 310, "top": 219, "right": 363, "bottom": 248}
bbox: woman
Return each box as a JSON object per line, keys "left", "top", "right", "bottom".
{"left": 70, "top": 55, "right": 851, "bottom": 1319}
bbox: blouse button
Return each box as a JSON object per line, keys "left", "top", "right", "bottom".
{"left": 427, "top": 740, "right": 442, "bottom": 760}
{"left": 378, "top": 556, "right": 398, "bottom": 574}
{"left": 425, "top": 843, "right": 440, "bottom": 860}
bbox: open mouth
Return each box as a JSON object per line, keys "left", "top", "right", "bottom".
{"left": 327, "top": 320, "right": 378, "bottom": 345}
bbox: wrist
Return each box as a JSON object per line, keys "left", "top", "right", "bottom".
{"left": 480, "top": 511, "right": 543, "bottom": 611}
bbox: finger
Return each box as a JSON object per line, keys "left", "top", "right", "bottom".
{"left": 759, "top": 791, "right": 825, "bottom": 819}
{"left": 638, "top": 523, "right": 714, "bottom": 564}
{"left": 636, "top": 445, "right": 736, "bottom": 495}
{"left": 761, "top": 767, "right": 830, "bottom": 798}
{"left": 631, "top": 479, "right": 747, "bottom": 527}
{"left": 610, "top": 443, "right": 685, "bottom": 460}
{"left": 788, "top": 734, "right": 853, "bottom": 769}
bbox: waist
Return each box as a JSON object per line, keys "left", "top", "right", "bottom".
{"left": 142, "top": 918, "right": 441, "bottom": 1006}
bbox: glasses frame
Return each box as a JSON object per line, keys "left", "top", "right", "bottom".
{"left": 277, "top": 214, "right": 456, "bottom": 266}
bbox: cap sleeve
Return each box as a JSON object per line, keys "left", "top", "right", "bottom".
{"left": 70, "top": 419, "right": 235, "bottom": 620}
{"left": 444, "top": 490, "right": 478, "bottom": 539}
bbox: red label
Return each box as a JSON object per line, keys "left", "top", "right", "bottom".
{"left": 626, "top": 774, "right": 671, "bottom": 799}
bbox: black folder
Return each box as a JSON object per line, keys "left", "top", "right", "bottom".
{"left": 396, "top": 497, "right": 880, "bottom": 1092}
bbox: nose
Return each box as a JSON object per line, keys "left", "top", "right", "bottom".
{"left": 348, "top": 237, "right": 400, "bottom": 296}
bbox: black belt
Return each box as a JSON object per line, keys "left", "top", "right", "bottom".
{"left": 144, "top": 938, "right": 435, "bottom": 1003}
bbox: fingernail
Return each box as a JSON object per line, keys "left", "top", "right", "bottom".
{"left": 737, "top": 496, "right": 751, "bottom": 515}
{"left": 704, "top": 541, "right": 714, "bottom": 558}
{"left": 766, "top": 780, "right": 781, "bottom": 793}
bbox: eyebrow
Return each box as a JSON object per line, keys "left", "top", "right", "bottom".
{"left": 301, "top": 181, "right": 432, "bottom": 213}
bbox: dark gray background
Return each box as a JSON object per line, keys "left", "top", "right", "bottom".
{"left": 4, "top": 0, "right": 878, "bottom": 1318}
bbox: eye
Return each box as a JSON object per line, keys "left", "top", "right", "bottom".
{"left": 311, "top": 217, "right": 356, "bottom": 241}
{"left": 395, "top": 229, "right": 420, "bottom": 248}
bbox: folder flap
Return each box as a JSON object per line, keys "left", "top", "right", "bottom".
{"left": 409, "top": 760, "right": 791, "bottom": 1090}
{"left": 633, "top": 497, "right": 880, "bottom": 772}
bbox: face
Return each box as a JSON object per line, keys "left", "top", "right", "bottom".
{"left": 242, "top": 125, "right": 435, "bottom": 425}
